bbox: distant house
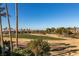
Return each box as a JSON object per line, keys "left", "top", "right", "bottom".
{"left": 75, "top": 28, "right": 79, "bottom": 33}
{"left": 69, "top": 27, "right": 79, "bottom": 33}
{"left": 3, "top": 27, "right": 15, "bottom": 34}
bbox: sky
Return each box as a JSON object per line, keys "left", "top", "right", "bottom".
{"left": 2, "top": 3, "right": 79, "bottom": 30}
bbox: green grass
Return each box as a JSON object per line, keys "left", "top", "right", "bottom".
{"left": 4, "top": 34, "right": 66, "bottom": 40}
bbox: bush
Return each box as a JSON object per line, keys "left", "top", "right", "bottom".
{"left": 13, "top": 39, "right": 50, "bottom": 56}
{"left": 0, "top": 46, "right": 1, "bottom": 55}
{"left": 0, "top": 40, "right": 11, "bottom": 56}
{"left": 13, "top": 48, "right": 34, "bottom": 56}
{"left": 27, "top": 39, "right": 50, "bottom": 56}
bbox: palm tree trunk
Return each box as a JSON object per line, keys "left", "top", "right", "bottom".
{"left": 0, "top": 15, "right": 4, "bottom": 56}
{"left": 5, "top": 3, "right": 13, "bottom": 55}
{"left": 15, "top": 3, "right": 18, "bottom": 48}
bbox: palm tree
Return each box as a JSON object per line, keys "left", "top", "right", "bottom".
{"left": 0, "top": 4, "right": 6, "bottom": 55}
{"left": 5, "top": 3, "right": 13, "bottom": 55}
{"left": 74, "top": 26, "right": 76, "bottom": 34}
{"left": 15, "top": 3, "right": 18, "bottom": 48}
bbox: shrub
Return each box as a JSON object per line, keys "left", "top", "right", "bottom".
{"left": 13, "top": 48, "right": 34, "bottom": 56}
{"left": 0, "top": 40, "right": 11, "bottom": 56}
{"left": 0, "top": 46, "right": 1, "bottom": 55}
{"left": 13, "top": 39, "right": 50, "bottom": 56}
{"left": 27, "top": 39, "right": 50, "bottom": 56}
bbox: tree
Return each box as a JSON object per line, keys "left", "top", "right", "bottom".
{"left": 0, "top": 4, "right": 6, "bottom": 55}
{"left": 15, "top": 3, "right": 18, "bottom": 48}
{"left": 46, "top": 28, "right": 51, "bottom": 34}
{"left": 51, "top": 27, "right": 55, "bottom": 33}
{"left": 55, "top": 27, "right": 66, "bottom": 35}
{"left": 74, "top": 26, "right": 76, "bottom": 34}
{"left": 3, "top": 27, "right": 7, "bottom": 31}
{"left": 5, "top": 3, "right": 13, "bottom": 55}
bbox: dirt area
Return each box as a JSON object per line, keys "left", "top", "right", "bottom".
{"left": 3, "top": 34, "right": 79, "bottom": 56}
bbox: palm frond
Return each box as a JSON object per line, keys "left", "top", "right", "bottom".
{"left": 0, "top": 3, "right": 2, "bottom": 6}
{"left": 0, "top": 7, "right": 5, "bottom": 12}
{"left": 0, "top": 12, "right": 6, "bottom": 17}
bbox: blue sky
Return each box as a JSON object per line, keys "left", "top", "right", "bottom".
{"left": 2, "top": 3, "right": 79, "bottom": 30}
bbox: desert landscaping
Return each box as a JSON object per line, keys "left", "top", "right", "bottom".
{"left": 1, "top": 3, "right": 79, "bottom": 56}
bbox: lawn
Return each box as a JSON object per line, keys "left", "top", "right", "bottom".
{"left": 4, "top": 34, "right": 66, "bottom": 40}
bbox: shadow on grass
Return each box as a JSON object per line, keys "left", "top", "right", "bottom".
{"left": 50, "top": 43, "right": 79, "bottom": 56}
